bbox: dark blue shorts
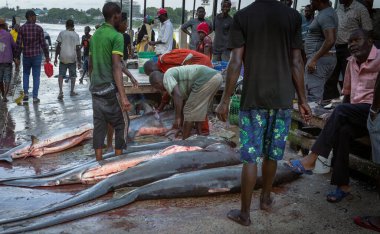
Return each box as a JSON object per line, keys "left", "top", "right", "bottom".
{"left": 0, "top": 63, "right": 12, "bottom": 84}
{"left": 239, "top": 109, "right": 292, "bottom": 164}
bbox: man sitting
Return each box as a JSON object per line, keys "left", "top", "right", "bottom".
{"left": 285, "top": 29, "right": 380, "bottom": 202}
{"left": 149, "top": 65, "right": 222, "bottom": 139}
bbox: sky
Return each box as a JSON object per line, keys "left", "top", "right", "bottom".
{"left": 0, "top": 0, "right": 242, "bottom": 14}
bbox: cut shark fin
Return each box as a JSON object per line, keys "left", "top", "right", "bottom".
{"left": 31, "top": 135, "right": 39, "bottom": 145}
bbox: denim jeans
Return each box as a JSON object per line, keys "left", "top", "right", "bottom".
{"left": 368, "top": 114, "right": 380, "bottom": 164}
{"left": 23, "top": 55, "right": 42, "bottom": 98}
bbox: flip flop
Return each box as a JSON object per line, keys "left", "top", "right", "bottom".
{"left": 227, "top": 209, "right": 251, "bottom": 226}
{"left": 283, "top": 160, "right": 313, "bottom": 175}
{"left": 326, "top": 187, "right": 350, "bottom": 203}
{"left": 353, "top": 216, "right": 380, "bottom": 232}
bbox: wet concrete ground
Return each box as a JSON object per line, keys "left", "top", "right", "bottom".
{"left": 0, "top": 66, "right": 379, "bottom": 233}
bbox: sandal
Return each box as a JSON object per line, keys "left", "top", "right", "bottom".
{"left": 283, "top": 159, "right": 313, "bottom": 175}
{"left": 227, "top": 209, "right": 251, "bottom": 226}
{"left": 326, "top": 187, "right": 350, "bottom": 203}
{"left": 57, "top": 93, "right": 63, "bottom": 100}
{"left": 353, "top": 216, "right": 380, "bottom": 232}
{"left": 70, "top": 91, "right": 78, "bottom": 96}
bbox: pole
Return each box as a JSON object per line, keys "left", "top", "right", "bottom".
{"left": 212, "top": 0, "right": 218, "bottom": 22}
{"left": 129, "top": 0, "right": 133, "bottom": 29}
{"left": 120, "top": 0, "right": 123, "bottom": 10}
{"left": 182, "top": 0, "right": 186, "bottom": 24}
{"left": 162, "top": 0, "right": 165, "bottom": 8}
{"left": 238, "top": 0, "right": 241, "bottom": 10}
{"left": 143, "top": 0, "right": 146, "bottom": 17}
{"left": 193, "top": 0, "right": 196, "bottom": 19}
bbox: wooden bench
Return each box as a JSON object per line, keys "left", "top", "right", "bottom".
{"left": 289, "top": 106, "right": 380, "bottom": 179}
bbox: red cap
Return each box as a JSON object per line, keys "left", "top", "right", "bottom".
{"left": 197, "top": 22, "right": 209, "bottom": 35}
{"left": 157, "top": 8, "right": 167, "bottom": 17}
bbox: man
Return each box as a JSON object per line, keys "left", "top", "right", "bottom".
{"left": 149, "top": 65, "right": 222, "bottom": 139}
{"left": 89, "top": 2, "right": 131, "bottom": 161}
{"left": 304, "top": 0, "right": 338, "bottom": 103}
{"left": 354, "top": 55, "right": 380, "bottom": 231}
{"left": 215, "top": 0, "right": 311, "bottom": 226}
{"left": 15, "top": 10, "right": 50, "bottom": 103}
{"left": 136, "top": 15, "right": 155, "bottom": 52}
{"left": 302, "top": 5, "right": 315, "bottom": 41}
{"left": 79, "top": 26, "right": 91, "bottom": 84}
{"left": 0, "top": 18, "right": 17, "bottom": 102}
{"left": 149, "top": 8, "right": 173, "bottom": 55}
{"left": 181, "top": 6, "right": 212, "bottom": 50}
{"left": 54, "top": 19, "right": 81, "bottom": 100}
{"left": 213, "top": 0, "right": 233, "bottom": 62}
{"left": 196, "top": 22, "right": 212, "bottom": 59}
{"left": 323, "top": 0, "right": 373, "bottom": 101}
{"left": 286, "top": 29, "right": 380, "bottom": 202}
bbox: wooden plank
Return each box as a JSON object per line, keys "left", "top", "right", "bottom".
{"left": 292, "top": 111, "right": 325, "bottom": 129}
{"left": 288, "top": 130, "right": 380, "bottom": 178}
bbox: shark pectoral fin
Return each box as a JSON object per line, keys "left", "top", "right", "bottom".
{"left": 31, "top": 135, "right": 39, "bottom": 145}
{"left": 208, "top": 188, "right": 231, "bottom": 193}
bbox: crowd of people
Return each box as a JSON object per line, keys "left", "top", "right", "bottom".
{"left": 0, "top": 0, "right": 379, "bottom": 232}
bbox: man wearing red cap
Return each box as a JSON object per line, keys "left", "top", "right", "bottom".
{"left": 149, "top": 8, "right": 173, "bottom": 55}
{"left": 196, "top": 22, "right": 213, "bottom": 59}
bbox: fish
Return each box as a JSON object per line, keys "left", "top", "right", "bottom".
{"left": 128, "top": 111, "right": 174, "bottom": 140}
{"left": 0, "top": 123, "right": 93, "bottom": 163}
{"left": 0, "top": 164, "right": 300, "bottom": 233}
{"left": 0, "top": 135, "right": 234, "bottom": 182}
{"left": 0, "top": 143, "right": 240, "bottom": 225}
{"left": 0, "top": 145, "right": 202, "bottom": 187}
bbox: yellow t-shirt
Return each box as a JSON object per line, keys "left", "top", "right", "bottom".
{"left": 10, "top": 29, "right": 18, "bottom": 42}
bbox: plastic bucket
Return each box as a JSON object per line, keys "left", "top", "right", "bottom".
{"left": 138, "top": 52, "right": 156, "bottom": 74}
{"left": 313, "top": 154, "right": 332, "bottom": 174}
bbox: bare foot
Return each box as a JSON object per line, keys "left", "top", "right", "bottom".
{"left": 106, "top": 147, "right": 114, "bottom": 153}
{"left": 227, "top": 209, "right": 251, "bottom": 226}
{"left": 260, "top": 196, "right": 275, "bottom": 211}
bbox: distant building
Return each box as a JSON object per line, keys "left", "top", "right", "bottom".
{"left": 105, "top": 0, "right": 142, "bottom": 17}
{"left": 32, "top": 8, "right": 48, "bottom": 16}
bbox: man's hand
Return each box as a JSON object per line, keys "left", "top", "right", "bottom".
{"left": 370, "top": 111, "right": 378, "bottom": 121}
{"left": 130, "top": 77, "right": 139, "bottom": 88}
{"left": 77, "top": 61, "right": 82, "bottom": 69}
{"left": 306, "top": 58, "right": 317, "bottom": 74}
{"left": 148, "top": 41, "right": 156, "bottom": 46}
{"left": 45, "top": 57, "right": 50, "bottom": 63}
{"left": 14, "top": 59, "right": 20, "bottom": 66}
{"left": 298, "top": 103, "right": 312, "bottom": 124}
{"left": 120, "top": 95, "right": 132, "bottom": 112}
{"left": 215, "top": 101, "right": 230, "bottom": 122}
{"left": 54, "top": 59, "right": 58, "bottom": 67}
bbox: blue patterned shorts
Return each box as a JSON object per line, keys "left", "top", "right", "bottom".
{"left": 239, "top": 109, "right": 292, "bottom": 164}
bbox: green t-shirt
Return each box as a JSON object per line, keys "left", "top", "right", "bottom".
{"left": 163, "top": 65, "right": 218, "bottom": 100}
{"left": 89, "top": 23, "right": 124, "bottom": 91}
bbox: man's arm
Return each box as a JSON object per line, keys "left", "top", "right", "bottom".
{"left": 215, "top": 46, "right": 244, "bottom": 122}
{"left": 291, "top": 48, "right": 312, "bottom": 123}
{"left": 14, "top": 29, "right": 22, "bottom": 59}
{"left": 54, "top": 42, "right": 61, "bottom": 66}
{"left": 370, "top": 73, "right": 380, "bottom": 120}
{"left": 112, "top": 54, "right": 131, "bottom": 112}
{"left": 40, "top": 29, "right": 50, "bottom": 62}
{"left": 180, "top": 20, "right": 192, "bottom": 36}
{"left": 306, "top": 28, "right": 336, "bottom": 73}
{"left": 171, "top": 85, "right": 184, "bottom": 128}
{"left": 88, "top": 55, "right": 93, "bottom": 77}
{"left": 360, "top": 6, "right": 373, "bottom": 34}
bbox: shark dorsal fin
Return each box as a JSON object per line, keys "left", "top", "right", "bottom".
{"left": 31, "top": 135, "right": 39, "bottom": 145}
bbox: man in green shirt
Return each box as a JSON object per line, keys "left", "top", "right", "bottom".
{"left": 89, "top": 2, "right": 131, "bottom": 161}
{"left": 149, "top": 65, "right": 222, "bottom": 139}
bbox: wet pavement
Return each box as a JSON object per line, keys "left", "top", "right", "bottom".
{"left": 0, "top": 66, "right": 379, "bottom": 233}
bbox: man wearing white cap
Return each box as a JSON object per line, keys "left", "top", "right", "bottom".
{"left": 149, "top": 8, "right": 173, "bottom": 55}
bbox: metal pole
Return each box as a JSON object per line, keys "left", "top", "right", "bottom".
{"left": 162, "top": 0, "right": 165, "bottom": 8}
{"left": 182, "top": 0, "right": 186, "bottom": 24}
{"left": 293, "top": 0, "right": 298, "bottom": 9}
{"left": 130, "top": 0, "right": 133, "bottom": 29}
{"left": 120, "top": 0, "right": 123, "bottom": 10}
{"left": 143, "top": 0, "right": 146, "bottom": 17}
{"left": 193, "top": 0, "right": 196, "bottom": 19}
{"left": 238, "top": 0, "right": 241, "bottom": 10}
{"left": 212, "top": 0, "right": 218, "bottom": 22}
